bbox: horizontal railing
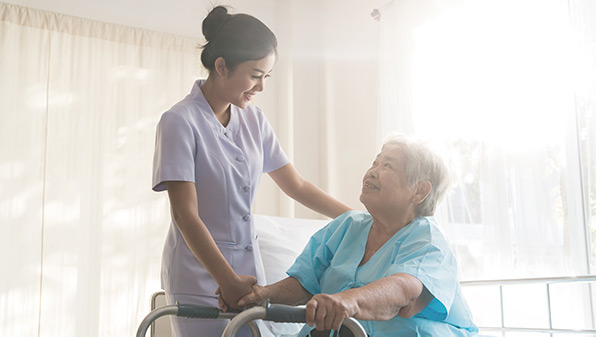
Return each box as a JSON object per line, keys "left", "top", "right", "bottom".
{"left": 461, "top": 275, "right": 596, "bottom": 335}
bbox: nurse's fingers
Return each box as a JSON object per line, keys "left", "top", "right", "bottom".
{"left": 215, "top": 287, "right": 229, "bottom": 312}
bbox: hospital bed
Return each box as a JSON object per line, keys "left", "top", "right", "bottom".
{"left": 139, "top": 214, "right": 596, "bottom": 336}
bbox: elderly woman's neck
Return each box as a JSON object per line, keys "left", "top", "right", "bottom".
{"left": 370, "top": 212, "right": 417, "bottom": 236}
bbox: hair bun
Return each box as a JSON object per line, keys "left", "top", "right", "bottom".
{"left": 202, "top": 6, "right": 231, "bottom": 41}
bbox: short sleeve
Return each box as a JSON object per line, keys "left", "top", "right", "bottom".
{"left": 386, "top": 220, "right": 458, "bottom": 320}
{"left": 286, "top": 212, "right": 355, "bottom": 295}
{"left": 259, "top": 113, "right": 289, "bottom": 173}
{"left": 152, "top": 111, "right": 196, "bottom": 191}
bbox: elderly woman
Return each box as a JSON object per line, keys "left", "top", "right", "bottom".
{"left": 237, "top": 135, "right": 478, "bottom": 336}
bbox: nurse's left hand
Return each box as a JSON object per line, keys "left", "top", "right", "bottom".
{"left": 305, "top": 293, "right": 357, "bottom": 331}
{"left": 215, "top": 287, "right": 229, "bottom": 312}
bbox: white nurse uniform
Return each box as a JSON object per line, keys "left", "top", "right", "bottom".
{"left": 152, "top": 79, "right": 289, "bottom": 336}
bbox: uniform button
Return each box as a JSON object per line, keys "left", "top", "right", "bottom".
{"left": 243, "top": 185, "right": 251, "bottom": 192}
{"left": 245, "top": 245, "right": 253, "bottom": 252}
{"left": 242, "top": 214, "right": 250, "bottom": 222}
{"left": 223, "top": 131, "right": 228, "bottom": 137}
{"left": 236, "top": 155, "right": 245, "bottom": 162}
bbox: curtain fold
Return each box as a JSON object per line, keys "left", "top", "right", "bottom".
{"left": 0, "top": 3, "right": 202, "bottom": 336}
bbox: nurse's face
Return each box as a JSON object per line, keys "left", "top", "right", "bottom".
{"left": 360, "top": 144, "right": 417, "bottom": 217}
{"left": 222, "top": 53, "right": 276, "bottom": 109}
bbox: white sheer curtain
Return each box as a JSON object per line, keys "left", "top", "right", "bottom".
{"left": 377, "top": 0, "right": 596, "bottom": 331}
{"left": 0, "top": 3, "right": 203, "bottom": 336}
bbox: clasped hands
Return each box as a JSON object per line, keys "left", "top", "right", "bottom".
{"left": 217, "top": 280, "right": 357, "bottom": 332}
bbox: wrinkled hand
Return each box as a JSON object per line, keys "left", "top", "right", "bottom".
{"left": 215, "top": 275, "right": 257, "bottom": 311}
{"left": 305, "top": 293, "right": 357, "bottom": 331}
{"left": 237, "top": 284, "right": 269, "bottom": 308}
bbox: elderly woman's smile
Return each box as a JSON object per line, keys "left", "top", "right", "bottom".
{"left": 363, "top": 180, "right": 379, "bottom": 190}
{"left": 359, "top": 143, "right": 419, "bottom": 224}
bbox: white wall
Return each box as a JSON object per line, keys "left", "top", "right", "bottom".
{"left": 282, "top": 0, "right": 382, "bottom": 217}
{"left": 3, "top": 0, "right": 384, "bottom": 218}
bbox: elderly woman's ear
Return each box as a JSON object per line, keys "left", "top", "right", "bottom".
{"left": 412, "top": 181, "right": 432, "bottom": 205}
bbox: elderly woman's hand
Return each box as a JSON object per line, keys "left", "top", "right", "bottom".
{"left": 237, "top": 284, "right": 269, "bottom": 308}
{"left": 305, "top": 292, "right": 358, "bottom": 331}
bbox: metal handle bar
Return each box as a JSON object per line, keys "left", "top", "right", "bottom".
{"left": 222, "top": 303, "right": 367, "bottom": 337}
{"left": 136, "top": 304, "right": 260, "bottom": 337}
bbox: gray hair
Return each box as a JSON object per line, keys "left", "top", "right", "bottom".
{"left": 382, "top": 134, "right": 450, "bottom": 216}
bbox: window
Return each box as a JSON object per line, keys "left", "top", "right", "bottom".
{"left": 377, "top": 0, "right": 596, "bottom": 332}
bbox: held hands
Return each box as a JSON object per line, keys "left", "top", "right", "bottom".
{"left": 305, "top": 293, "right": 357, "bottom": 332}
{"left": 218, "top": 283, "right": 268, "bottom": 311}
{"left": 215, "top": 274, "right": 257, "bottom": 311}
{"left": 237, "top": 284, "right": 269, "bottom": 308}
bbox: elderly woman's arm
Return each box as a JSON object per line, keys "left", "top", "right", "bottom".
{"left": 305, "top": 273, "right": 433, "bottom": 331}
{"left": 237, "top": 276, "right": 313, "bottom": 307}
{"left": 238, "top": 273, "right": 433, "bottom": 332}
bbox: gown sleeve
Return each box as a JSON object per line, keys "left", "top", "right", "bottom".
{"left": 386, "top": 218, "right": 458, "bottom": 321}
{"left": 285, "top": 211, "right": 355, "bottom": 295}
{"left": 152, "top": 111, "right": 196, "bottom": 191}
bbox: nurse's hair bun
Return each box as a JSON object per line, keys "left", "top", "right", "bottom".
{"left": 202, "top": 6, "right": 231, "bottom": 42}
{"left": 200, "top": 5, "right": 277, "bottom": 72}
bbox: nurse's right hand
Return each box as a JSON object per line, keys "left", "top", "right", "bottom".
{"left": 218, "top": 274, "right": 257, "bottom": 310}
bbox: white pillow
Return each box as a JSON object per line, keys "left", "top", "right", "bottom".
{"left": 254, "top": 214, "right": 329, "bottom": 284}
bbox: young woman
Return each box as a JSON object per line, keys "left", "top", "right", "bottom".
{"left": 152, "top": 6, "right": 351, "bottom": 337}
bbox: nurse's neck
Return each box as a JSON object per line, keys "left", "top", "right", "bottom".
{"left": 200, "top": 78, "right": 231, "bottom": 127}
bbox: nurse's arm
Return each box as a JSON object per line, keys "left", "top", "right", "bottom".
{"left": 269, "top": 163, "right": 351, "bottom": 218}
{"left": 165, "top": 181, "right": 256, "bottom": 308}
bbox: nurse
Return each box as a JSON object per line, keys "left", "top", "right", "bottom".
{"left": 238, "top": 134, "right": 479, "bottom": 337}
{"left": 151, "top": 6, "right": 351, "bottom": 337}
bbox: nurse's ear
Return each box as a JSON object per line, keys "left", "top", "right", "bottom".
{"left": 214, "top": 57, "right": 229, "bottom": 77}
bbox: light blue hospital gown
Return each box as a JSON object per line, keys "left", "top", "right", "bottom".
{"left": 287, "top": 211, "right": 478, "bottom": 337}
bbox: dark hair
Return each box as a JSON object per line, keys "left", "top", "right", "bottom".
{"left": 200, "top": 6, "right": 278, "bottom": 72}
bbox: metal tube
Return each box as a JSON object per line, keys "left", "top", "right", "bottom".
{"left": 460, "top": 275, "right": 596, "bottom": 287}
{"left": 222, "top": 307, "right": 267, "bottom": 337}
{"left": 136, "top": 305, "right": 260, "bottom": 337}
{"left": 546, "top": 283, "right": 553, "bottom": 337}
{"left": 221, "top": 306, "right": 368, "bottom": 337}
{"left": 340, "top": 318, "right": 369, "bottom": 337}
{"left": 136, "top": 305, "right": 179, "bottom": 337}
{"left": 499, "top": 285, "right": 505, "bottom": 329}
{"left": 478, "top": 326, "right": 596, "bottom": 334}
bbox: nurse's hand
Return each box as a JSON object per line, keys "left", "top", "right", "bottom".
{"left": 218, "top": 274, "right": 257, "bottom": 311}
{"left": 305, "top": 293, "right": 357, "bottom": 331}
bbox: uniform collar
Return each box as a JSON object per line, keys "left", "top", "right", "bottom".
{"left": 191, "top": 79, "right": 239, "bottom": 137}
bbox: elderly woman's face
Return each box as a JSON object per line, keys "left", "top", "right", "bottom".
{"left": 360, "top": 143, "right": 416, "bottom": 215}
